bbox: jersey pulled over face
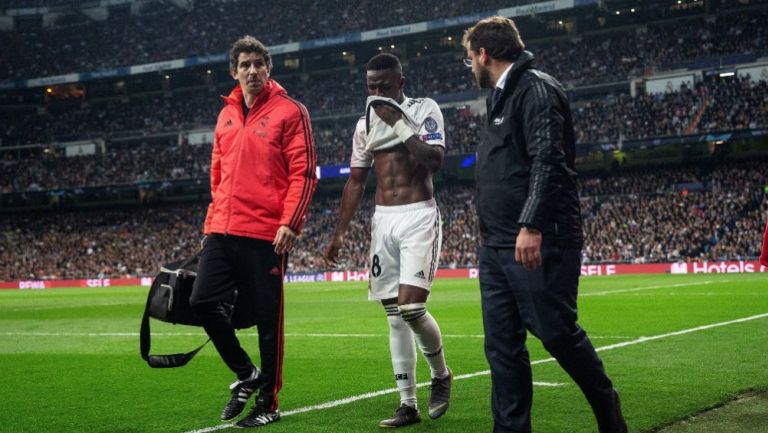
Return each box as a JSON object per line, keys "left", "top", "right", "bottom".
{"left": 351, "top": 96, "right": 446, "bottom": 168}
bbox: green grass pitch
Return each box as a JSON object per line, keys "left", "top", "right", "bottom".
{"left": 1, "top": 273, "right": 767, "bottom": 433}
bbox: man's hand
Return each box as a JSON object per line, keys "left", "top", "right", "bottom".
{"left": 372, "top": 103, "right": 402, "bottom": 126}
{"left": 200, "top": 234, "right": 209, "bottom": 251}
{"left": 273, "top": 225, "right": 298, "bottom": 255}
{"left": 323, "top": 234, "right": 344, "bottom": 267}
{"left": 515, "top": 227, "right": 542, "bottom": 271}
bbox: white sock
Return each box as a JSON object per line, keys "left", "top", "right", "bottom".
{"left": 384, "top": 302, "right": 417, "bottom": 408}
{"left": 399, "top": 303, "right": 449, "bottom": 379}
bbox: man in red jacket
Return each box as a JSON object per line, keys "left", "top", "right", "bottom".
{"left": 189, "top": 35, "right": 317, "bottom": 428}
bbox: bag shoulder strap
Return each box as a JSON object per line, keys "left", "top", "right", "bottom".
{"left": 140, "top": 279, "right": 209, "bottom": 368}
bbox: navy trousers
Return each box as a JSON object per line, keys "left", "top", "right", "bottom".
{"left": 189, "top": 234, "right": 285, "bottom": 410}
{"left": 479, "top": 245, "right": 617, "bottom": 433}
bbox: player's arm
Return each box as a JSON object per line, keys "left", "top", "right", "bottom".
{"left": 276, "top": 103, "right": 318, "bottom": 255}
{"left": 324, "top": 167, "right": 370, "bottom": 265}
{"left": 402, "top": 135, "right": 444, "bottom": 172}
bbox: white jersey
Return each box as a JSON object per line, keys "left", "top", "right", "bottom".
{"left": 350, "top": 96, "right": 446, "bottom": 168}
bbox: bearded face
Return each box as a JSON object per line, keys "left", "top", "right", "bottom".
{"left": 475, "top": 63, "right": 494, "bottom": 89}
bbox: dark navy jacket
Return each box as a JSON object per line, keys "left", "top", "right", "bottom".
{"left": 476, "top": 51, "right": 583, "bottom": 248}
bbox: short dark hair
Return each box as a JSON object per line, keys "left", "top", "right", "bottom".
{"left": 463, "top": 16, "right": 525, "bottom": 62}
{"left": 366, "top": 53, "right": 402, "bottom": 74}
{"left": 229, "top": 35, "right": 272, "bottom": 71}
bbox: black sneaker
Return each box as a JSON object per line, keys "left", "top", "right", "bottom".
{"left": 221, "top": 368, "right": 261, "bottom": 421}
{"left": 379, "top": 404, "right": 421, "bottom": 428}
{"left": 428, "top": 368, "right": 452, "bottom": 419}
{"left": 235, "top": 396, "right": 281, "bottom": 428}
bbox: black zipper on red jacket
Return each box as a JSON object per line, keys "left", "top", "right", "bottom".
{"left": 228, "top": 98, "right": 254, "bottom": 234}
{"left": 224, "top": 100, "right": 250, "bottom": 234}
{"left": 241, "top": 99, "right": 250, "bottom": 126}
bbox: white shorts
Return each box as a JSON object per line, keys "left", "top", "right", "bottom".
{"left": 368, "top": 199, "right": 442, "bottom": 300}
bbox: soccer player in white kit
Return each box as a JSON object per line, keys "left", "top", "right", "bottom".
{"left": 324, "top": 53, "right": 452, "bottom": 428}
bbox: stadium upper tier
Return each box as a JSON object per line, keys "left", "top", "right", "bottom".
{"left": 0, "top": 0, "right": 550, "bottom": 80}
{"left": 0, "top": 0, "right": 545, "bottom": 25}
{"left": 0, "top": 1, "right": 765, "bottom": 83}
{"left": 1, "top": 159, "right": 765, "bottom": 280}
{"left": 1, "top": 74, "right": 766, "bottom": 181}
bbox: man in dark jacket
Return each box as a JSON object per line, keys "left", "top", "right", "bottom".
{"left": 462, "top": 16, "right": 627, "bottom": 433}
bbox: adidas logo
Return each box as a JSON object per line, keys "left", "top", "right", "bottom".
{"left": 224, "top": 119, "right": 233, "bottom": 127}
{"left": 269, "top": 266, "right": 280, "bottom": 276}
{"left": 414, "top": 270, "right": 426, "bottom": 280}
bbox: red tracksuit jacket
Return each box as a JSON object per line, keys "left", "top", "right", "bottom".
{"left": 204, "top": 80, "right": 317, "bottom": 241}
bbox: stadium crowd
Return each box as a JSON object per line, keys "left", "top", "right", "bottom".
{"left": 1, "top": 161, "right": 765, "bottom": 281}
{"left": 3, "top": 72, "right": 763, "bottom": 154}
{"left": 0, "top": 0, "right": 545, "bottom": 80}
{"left": 573, "top": 76, "right": 768, "bottom": 145}
{"left": 1, "top": 1, "right": 765, "bottom": 89}
{"left": 0, "top": 142, "right": 211, "bottom": 193}
{"left": 0, "top": 104, "right": 488, "bottom": 192}
{"left": 581, "top": 189, "right": 765, "bottom": 263}
{"left": 2, "top": 74, "right": 765, "bottom": 192}
{"left": 1, "top": 89, "right": 222, "bottom": 148}
{"left": 2, "top": 1, "right": 767, "bottom": 281}
{"left": 0, "top": 205, "right": 203, "bottom": 281}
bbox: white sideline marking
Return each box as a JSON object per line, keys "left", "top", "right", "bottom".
{"left": 184, "top": 377, "right": 565, "bottom": 433}
{"left": 0, "top": 282, "right": 730, "bottom": 340}
{"left": 180, "top": 312, "right": 768, "bottom": 433}
{"left": 284, "top": 377, "right": 564, "bottom": 418}
{"left": 589, "top": 336, "right": 634, "bottom": 339}
{"left": 9, "top": 302, "right": 132, "bottom": 312}
{"left": 592, "top": 312, "right": 768, "bottom": 352}
{"left": 582, "top": 281, "right": 714, "bottom": 296}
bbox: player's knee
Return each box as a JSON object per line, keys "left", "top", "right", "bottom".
{"left": 398, "top": 303, "right": 427, "bottom": 323}
{"left": 398, "top": 284, "right": 429, "bottom": 304}
{"left": 383, "top": 301, "right": 406, "bottom": 324}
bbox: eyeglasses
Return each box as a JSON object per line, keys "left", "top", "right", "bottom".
{"left": 462, "top": 58, "right": 473, "bottom": 68}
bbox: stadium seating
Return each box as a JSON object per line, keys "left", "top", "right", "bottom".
{"left": 2, "top": 160, "right": 765, "bottom": 280}
{"left": 0, "top": 0, "right": 544, "bottom": 79}
{"left": 1, "top": 1, "right": 767, "bottom": 281}
{"left": 2, "top": 75, "right": 766, "bottom": 183}
{"left": 1, "top": 2, "right": 764, "bottom": 85}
